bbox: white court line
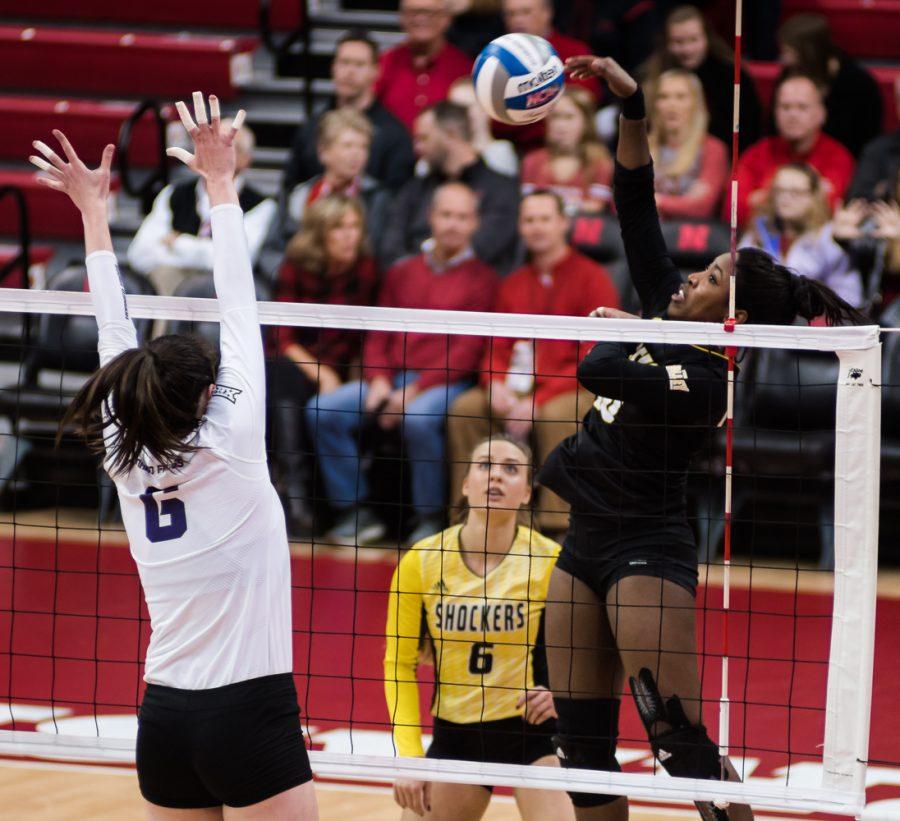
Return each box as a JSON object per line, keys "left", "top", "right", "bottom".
{"left": 0, "top": 758, "right": 808, "bottom": 820}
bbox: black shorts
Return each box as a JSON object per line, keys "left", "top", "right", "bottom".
{"left": 556, "top": 528, "right": 699, "bottom": 601}
{"left": 426, "top": 715, "right": 556, "bottom": 792}
{"left": 137, "top": 673, "right": 313, "bottom": 809}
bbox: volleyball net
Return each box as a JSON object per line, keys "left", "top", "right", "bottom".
{"left": 0, "top": 284, "right": 886, "bottom": 817}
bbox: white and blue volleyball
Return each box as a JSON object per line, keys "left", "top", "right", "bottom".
{"left": 472, "top": 34, "right": 565, "bottom": 126}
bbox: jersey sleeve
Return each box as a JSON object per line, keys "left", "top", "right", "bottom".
{"left": 384, "top": 551, "right": 427, "bottom": 758}
{"left": 577, "top": 341, "right": 727, "bottom": 424}
{"left": 612, "top": 161, "right": 683, "bottom": 316}
{"left": 86, "top": 251, "right": 138, "bottom": 367}
{"left": 203, "top": 204, "right": 266, "bottom": 461}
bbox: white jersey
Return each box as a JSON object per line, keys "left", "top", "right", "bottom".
{"left": 87, "top": 204, "right": 292, "bottom": 690}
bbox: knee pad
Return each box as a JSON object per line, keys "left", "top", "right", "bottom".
{"left": 630, "top": 667, "right": 724, "bottom": 782}
{"left": 552, "top": 697, "right": 622, "bottom": 808}
{"left": 630, "top": 669, "right": 731, "bottom": 820}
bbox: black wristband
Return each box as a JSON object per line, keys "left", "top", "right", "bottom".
{"left": 621, "top": 88, "right": 646, "bottom": 120}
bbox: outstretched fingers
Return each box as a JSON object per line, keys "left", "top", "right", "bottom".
{"left": 28, "top": 154, "right": 60, "bottom": 175}
{"left": 208, "top": 94, "right": 221, "bottom": 126}
{"left": 99, "top": 143, "right": 115, "bottom": 174}
{"left": 32, "top": 140, "right": 66, "bottom": 172}
{"left": 34, "top": 176, "right": 65, "bottom": 191}
{"left": 165, "top": 147, "right": 195, "bottom": 167}
{"left": 227, "top": 109, "right": 246, "bottom": 144}
{"left": 192, "top": 90, "right": 208, "bottom": 127}
{"left": 52, "top": 129, "right": 84, "bottom": 168}
{"left": 175, "top": 100, "right": 198, "bottom": 134}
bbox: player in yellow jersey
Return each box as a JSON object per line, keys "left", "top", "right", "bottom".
{"left": 384, "top": 435, "right": 575, "bottom": 820}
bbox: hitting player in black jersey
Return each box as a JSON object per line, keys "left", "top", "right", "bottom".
{"left": 538, "top": 56, "right": 867, "bottom": 821}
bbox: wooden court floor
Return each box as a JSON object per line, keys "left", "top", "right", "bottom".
{"left": 0, "top": 760, "right": 701, "bottom": 821}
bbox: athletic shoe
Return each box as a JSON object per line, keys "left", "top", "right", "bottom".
{"left": 325, "top": 507, "right": 386, "bottom": 546}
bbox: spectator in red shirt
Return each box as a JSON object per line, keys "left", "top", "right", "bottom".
{"left": 521, "top": 87, "right": 614, "bottom": 214}
{"left": 375, "top": 0, "right": 471, "bottom": 132}
{"left": 307, "top": 182, "right": 498, "bottom": 547}
{"left": 492, "top": 0, "right": 604, "bottom": 153}
{"left": 648, "top": 68, "right": 728, "bottom": 220}
{"left": 729, "top": 72, "right": 855, "bottom": 227}
{"left": 447, "top": 189, "right": 619, "bottom": 532}
{"left": 268, "top": 194, "right": 378, "bottom": 539}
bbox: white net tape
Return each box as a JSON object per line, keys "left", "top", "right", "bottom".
{"left": 0, "top": 289, "right": 882, "bottom": 817}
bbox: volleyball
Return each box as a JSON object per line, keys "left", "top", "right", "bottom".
{"left": 472, "top": 33, "right": 565, "bottom": 126}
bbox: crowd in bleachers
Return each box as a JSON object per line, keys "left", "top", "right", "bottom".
{"left": 122, "top": 0, "right": 900, "bottom": 544}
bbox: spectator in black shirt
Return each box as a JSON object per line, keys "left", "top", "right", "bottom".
{"left": 282, "top": 30, "right": 414, "bottom": 193}
{"left": 379, "top": 101, "right": 520, "bottom": 272}
{"left": 778, "top": 13, "right": 882, "bottom": 158}
{"left": 540, "top": 52, "right": 866, "bottom": 820}
{"left": 849, "top": 77, "right": 900, "bottom": 202}
{"left": 640, "top": 4, "right": 761, "bottom": 152}
{"left": 558, "top": 0, "right": 661, "bottom": 73}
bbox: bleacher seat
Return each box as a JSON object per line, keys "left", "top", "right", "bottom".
{"left": 781, "top": 0, "right": 900, "bottom": 61}
{"left": 0, "top": 170, "right": 120, "bottom": 239}
{"left": 0, "top": 26, "right": 256, "bottom": 100}
{"left": 0, "top": 0, "right": 302, "bottom": 31}
{"left": 746, "top": 60, "right": 900, "bottom": 134}
{"left": 0, "top": 97, "right": 173, "bottom": 167}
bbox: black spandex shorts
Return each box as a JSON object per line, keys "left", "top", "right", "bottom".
{"left": 137, "top": 672, "right": 312, "bottom": 809}
{"left": 555, "top": 529, "right": 699, "bottom": 601}
{"left": 426, "top": 715, "right": 556, "bottom": 792}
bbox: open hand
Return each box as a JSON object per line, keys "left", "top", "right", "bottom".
{"left": 517, "top": 686, "right": 557, "bottom": 725}
{"left": 393, "top": 778, "right": 432, "bottom": 816}
{"left": 832, "top": 199, "right": 869, "bottom": 241}
{"left": 167, "top": 91, "right": 245, "bottom": 185}
{"left": 565, "top": 55, "right": 638, "bottom": 99}
{"left": 29, "top": 131, "right": 114, "bottom": 215}
{"left": 872, "top": 200, "right": 900, "bottom": 242}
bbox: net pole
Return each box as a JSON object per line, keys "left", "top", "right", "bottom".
{"left": 720, "top": 0, "right": 744, "bottom": 773}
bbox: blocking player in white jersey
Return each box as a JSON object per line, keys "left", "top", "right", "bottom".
{"left": 30, "top": 92, "right": 319, "bottom": 819}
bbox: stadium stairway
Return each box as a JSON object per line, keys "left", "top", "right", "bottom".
{"left": 0, "top": 0, "right": 401, "bottom": 277}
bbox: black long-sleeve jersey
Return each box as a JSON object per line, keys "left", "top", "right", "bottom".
{"left": 538, "top": 162, "right": 728, "bottom": 554}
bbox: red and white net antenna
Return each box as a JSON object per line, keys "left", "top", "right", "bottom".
{"left": 719, "top": 0, "right": 744, "bottom": 778}
{"left": 720, "top": 0, "right": 743, "bottom": 777}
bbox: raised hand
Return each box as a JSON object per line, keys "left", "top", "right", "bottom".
{"left": 872, "top": 200, "right": 900, "bottom": 242}
{"left": 832, "top": 199, "right": 869, "bottom": 241}
{"left": 29, "top": 132, "right": 114, "bottom": 216}
{"left": 565, "top": 55, "right": 638, "bottom": 99}
{"left": 167, "top": 91, "right": 245, "bottom": 190}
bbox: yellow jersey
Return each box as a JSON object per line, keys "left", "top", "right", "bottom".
{"left": 383, "top": 524, "right": 560, "bottom": 757}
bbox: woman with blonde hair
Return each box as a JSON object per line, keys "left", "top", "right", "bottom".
{"left": 385, "top": 434, "right": 574, "bottom": 821}
{"left": 741, "top": 163, "right": 863, "bottom": 307}
{"left": 269, "top": 194, "right": 379, "bottom": 538}
{"left": 640, "top": 4, "right": 761, "bottom": 151}
{"left": 285, "top": 107, "right": 389, "bottom": 245}
{"left": 521, "top": 87, "right": 613, "bottom": 214}
{"left": 647, "top": 67, "right": 728, "bottom": 220}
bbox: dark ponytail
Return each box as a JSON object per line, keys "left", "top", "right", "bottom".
{"left": 59, "top": 334, "right": 217, "bottom": 477}
{"left": 734, "top": 246, "right": 870, "bottom": 326}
